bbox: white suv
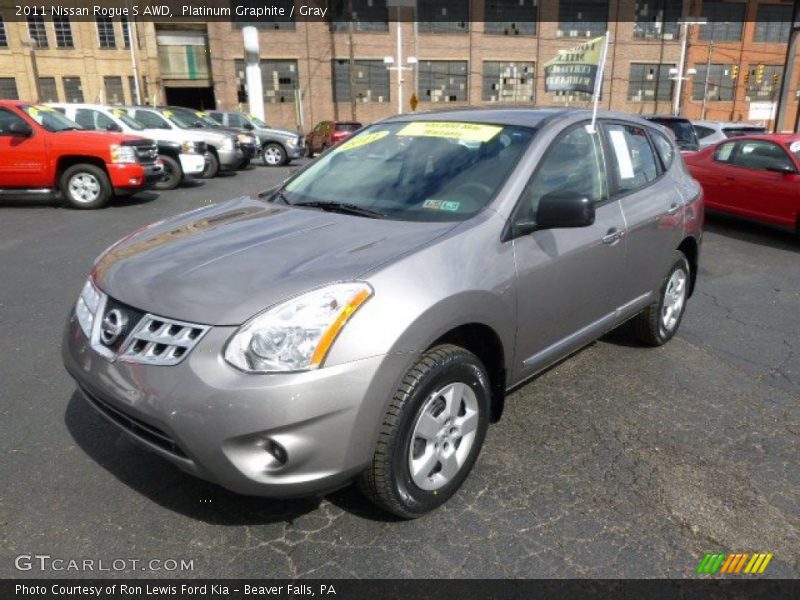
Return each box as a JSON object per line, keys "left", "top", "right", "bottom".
{"left": 48, "top": 104, "right": 207, "bottom": 190}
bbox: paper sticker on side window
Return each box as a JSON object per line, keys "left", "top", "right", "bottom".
{"left": 609, "top": 129, "right": 635, "bottom": 180}
{"left": 398, "top": 122, "right": 502, "bottom": 142}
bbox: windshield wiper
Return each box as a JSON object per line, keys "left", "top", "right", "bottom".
{"left": 291, "top": 201, "right": 385, "bottom": 219}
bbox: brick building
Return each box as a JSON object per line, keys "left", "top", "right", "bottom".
{"left": 1, "top": 0, "right": 799, "bottom": 132}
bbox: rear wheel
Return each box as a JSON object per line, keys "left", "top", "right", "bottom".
{"left": 359, "top": 345, "right": 490, "bottom": 518}
{"left": 154, "top": 155, "right": 182, "bottom": 190}
{"left": 60, "top": 164, "right": 111, "bottom": 209}
{"left": 630, "top": 251, "right": 690, "bottom": 346}
{"left": 261, "top": 143, "right": 286, "bottom": 167}
{"left": 201, "top": 151, "right": 220, "bottom": 178}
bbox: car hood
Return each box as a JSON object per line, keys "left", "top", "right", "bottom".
{"left": 92, "top": 197, "right": 457, "bottom": 325}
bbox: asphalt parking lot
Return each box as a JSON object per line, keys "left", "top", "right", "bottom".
{"left": 1, "top": 162, "right": 798, "bottom": 579}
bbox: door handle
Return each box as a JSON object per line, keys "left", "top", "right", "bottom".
{"left": 666, "top": 204, "right": 681, "bottom": 216}
{"left": 601, "top": 228, "right": 624, "bottom": 245}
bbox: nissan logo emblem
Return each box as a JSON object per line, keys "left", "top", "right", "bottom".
{"left": 100, "top": 309, "right": 128, "bottom": 346}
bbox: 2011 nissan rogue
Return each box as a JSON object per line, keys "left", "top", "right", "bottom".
{"left": 63, "top": 109, "right": 703, "bottom": 518}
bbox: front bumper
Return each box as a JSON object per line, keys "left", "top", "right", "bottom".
{"left": 179, "top": 153, "right": 207, "bottom": 177}
{"left": 217, "top": 148, "right": 244, "bottom": 170}
{"left": 286, "top": 143, "right": 306, "bottom": 159}
{"left": 109, "top": 162, "right": 164, "bottom": 194}
{"left": 62, "top": 312, "right": 408, "bottom": 498}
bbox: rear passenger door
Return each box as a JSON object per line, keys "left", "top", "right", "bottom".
{"left": 602, "top": 121, "right": 684, "bottom": 301}
{"left": 511, "top": 122, "right": 629, "bottom": 377}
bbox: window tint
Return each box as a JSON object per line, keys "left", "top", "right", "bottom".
{"left": 0, "top": 108, "right": 28, "bottom": 135}
{"left": 605, "top": 123, "right": 659, "bottom": 193}
{"left": 228, "top": 113, "right": 246, "bottom": 127}
{"left": 519, "top": 124, "right": 606, "bottom": 216}
{"left": 135, "top": 110, "right": 170, "bottom": 129}
{"left": 74, "top": 108, "right": 117, "bottom": 131}
{"left": 208, "top": 112, "right": 223, "bottom": 124}
{"left": 651, "top": 130, "right": 675, "bottom": 169}
{"left": 694, "top": 125, "right": 715, "bottom": 139}
{"left": 722, "top": 126, "right": 766, "bottom": 138}
{"left": 732, "top": 140, "right": 794, "bottom": 172}
{"left": 714, "top": 142, "right": 736, "bottom": 162}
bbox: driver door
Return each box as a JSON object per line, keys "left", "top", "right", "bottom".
{"left": 0, "top": 108, "right": 47, "bottom": 187}
{"left": 511, "top": 122, "right": 629, "bottom": 379}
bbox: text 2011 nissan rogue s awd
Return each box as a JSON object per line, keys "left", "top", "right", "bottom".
{"left": 63, "top": 109, "right": 703, "bottom": 518}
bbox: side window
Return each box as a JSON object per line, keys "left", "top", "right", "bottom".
{"left": 605, "top": 123, "right": 659, "bottom": 193}
{"left": 731, "top": 140, "right": 794, "bottom": 172}
{"left": 208, "top": 112, "right": 223, "bottom": 124}
{"left": 228, "top": 113, "right": 246, "bottom": 128}
{"left": 714, "top": 141, "right": 736, "bottom": 163}
{"left": 0, "top": 108, "right": 28, "bottom": 135}
{"left": 651, "top": 130, "right": 675, "bottom": 169}
{"left": 135, "top": 110, "right": 169, "bottom": 129}
{"left": 519, "top": 124, "right": 607, "bottom": 216}
{"left": 95, "top": 111, "right": 118, "bottom": 131}
{"left": 694, "top": 125, "right": 715, "bottom": 140}
{"left": 74, "top": 108, "right": 98, "bottom": 130}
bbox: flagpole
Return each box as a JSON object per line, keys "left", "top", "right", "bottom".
{"left": 588, "top": 31, "right": 611, "bottom": 134}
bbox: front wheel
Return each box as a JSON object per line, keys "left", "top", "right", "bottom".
{"left": 60, "top": 164, "right": 111, "bottom": 209}
{"left": 261, "top": 143, "right": 287, "bottom": 167}
{"left": 630, "top": 251, "right": 691, "bottom": 346}
{"left": 154, "top": 155, "right": 182, "bottom": 190}
{"left": 201, "top": 151, "right": 220, "bottom": 179}
{"left": 359, "top": 345, "right": 491, "bottom": 518}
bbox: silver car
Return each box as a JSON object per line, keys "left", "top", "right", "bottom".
{"left": 63, "top": 109, "right": 703, "bottom": 518}
{"left": 692, "top": 119, "right": 767, "bottom": 148}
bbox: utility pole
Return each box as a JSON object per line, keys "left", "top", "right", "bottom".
{"left": 672, "top": 18, "right": 707, "bottom": 116}
{"left": 774, "top": 0, "right": 800, "bottom": 131}
{"left": 347, "top": 0, "right": 357, "bottom": 120}
{"left": 383, "top": 22, "right": 416, "bottom": 114}
{"left": 701, "top": 41, "right": 713, "bottom": 119}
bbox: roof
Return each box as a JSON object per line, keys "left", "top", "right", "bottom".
{"left": 692, "top": 119, "right": 766, "bottom": 128}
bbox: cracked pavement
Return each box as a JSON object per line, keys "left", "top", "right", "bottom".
{"left": 1, "top": 165, "right": 797, "bottom": 578}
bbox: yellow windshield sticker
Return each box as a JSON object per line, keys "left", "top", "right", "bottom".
{"left": 196, "top": 111, "right": 206, "bottom": 117}
{"left": 163, "top": 110, "right": 174, "bottom": 117}
{"left": 112, "top": 108, "right": 126, "bottom": 117}
{"left": 337, "top": 130, "right": 389, "bottom": 152}
{"left": 397, "top": 122, "right": 502, "bottom": 142}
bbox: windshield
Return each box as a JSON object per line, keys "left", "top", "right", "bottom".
{"left": 21, "top": 105, "right": 81, "bottom": 132}
{"left": 247, "top": 115, "right": 269, "bottom": 128}
{"left": 109, "top": 109, "right": 146, "bottom": 131}
{"left": 281, "top": 121, "right": 535, "bottom": 222}
{"left": 162, "top": 110, "right": 196, "bottom": 129}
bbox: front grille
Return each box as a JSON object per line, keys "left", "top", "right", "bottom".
{"left": 80, "top": 385, "right": 187, "bottom": 459}
{"left": 124, "top": 140, "right": 159, "bottom": 165}
{"left": 118, "top": 314, "right": 209, "bottom": 366}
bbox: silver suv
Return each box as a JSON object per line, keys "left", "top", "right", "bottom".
{"left": 208, "top": 110, "right": 305, "bottom": 166}
{"left": 63, "top": 109, "right": 703, "bottom": 518}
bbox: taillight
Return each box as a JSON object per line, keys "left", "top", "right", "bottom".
{"left": 332, "top": 131, "right": 348, "bottom": 142}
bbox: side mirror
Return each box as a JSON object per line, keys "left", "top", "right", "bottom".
{"left": 8, "top": 120, "right": 33, "bottom": 137}
{"left": 193, "top": 120, "right": 204, "bottom": 128}
{"left": 243, "top": 122, "right": 255, "bottom": 130}
{"left": 514, "top": 192, "right": 595, "bottom": 236}
{"left": 106, "top": 122, "right": 122, "bottom": 132}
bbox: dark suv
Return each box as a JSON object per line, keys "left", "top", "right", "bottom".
{"left": 644, "top": 116, "right": 700, "bottom": 152}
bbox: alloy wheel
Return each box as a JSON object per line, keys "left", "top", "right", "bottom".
{"left": 661, "top": 268, "right": 687, "bottom": 333}
{"left": 68, "top": 173, "right": 101, "bottom": 204}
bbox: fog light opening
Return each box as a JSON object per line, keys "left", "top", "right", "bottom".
{"left": 266, "top": 439, "right": 288, "bottom": 466}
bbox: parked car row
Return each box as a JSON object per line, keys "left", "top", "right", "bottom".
{"left": 0, "top": 100, "right": 306, "bottom": 209}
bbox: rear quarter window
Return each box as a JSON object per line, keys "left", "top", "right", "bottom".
{"left": 650, "top": 130, "right": 675, "bottom": 169}
{"left": 714, "top": 142, "right": 736, "bottom": 163}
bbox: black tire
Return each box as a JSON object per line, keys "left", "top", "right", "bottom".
{"left": 359, "top": 344, "right": 491, "bottom": 519}
{"left": 237, "top": 157, "right": 251, "bottom": 170}
{"left": 154, "top": 155, "right": 182, "bottom": 190}
{"left": 59, "top": 164, "right": 111, "bottom": 209}
{"left": 630, "top": 251, "right": 691, "bottom": 346}
{"left": 201, "top": 151, "right": 220, "bottom": 179}
{"left": 261, "top": 143, "right": 287, "bottom": 167}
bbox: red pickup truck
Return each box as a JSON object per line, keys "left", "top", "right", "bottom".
{"left": 0, "top": 101, "right": 163, "bottom": 209}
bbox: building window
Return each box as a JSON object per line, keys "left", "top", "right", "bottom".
{"left": 418, "top": 0, "right": 469, "bottom": 33}
{"left": 332, "top": 59, "right": 390, "bottom": 103}
{"left": 746, "top": 65, "right": 783, "bottom": 99}
{"left": 0, "top": 77, "right": 18, "bottom": 99}
{"left": 37, "top": 77, "right": 58, "bottom": 101}
{"left": 754, "top": 4, "right": 792, "bottom": 43}
{"left": 558, "top": 0, "right": 609, "bottom": 37}
{"left": 330, "top": 0, "right": 389, "bottom": 32}
{"left": 482, "top": 61, "right": 534, "bottom": 103}
{"left": 104, "top": 76, "right": 124, "bottom": 104}
{"left": 121, "top": 16, "right": 131, "bottom": 48}
{"left": 235, "top": 59, "right": 299, "bottom": 104}
{"left": 53, "top": 16, "right": 74, "bottom": 48}
{"left": 96, "top": 17, "right": 116, "bottom": 48}
{"left": 633, "top": 0, "right": 680, "bottom": 39}
{"left": 628, "top": 63, "right": 674, "bottom": 101}
{"left": 0, "top": 13, "right": 9, "bottom": 47}
{"left": 419, "top": 60, "right": 468, "bottom": 102}
{"left": 484, "top": 0, "right": 537, "bottom": 36}
{"left": 27, "top": 16, "right": 48, "bottom": 48}
{"left": 63, "top": 77, "right": 84, "bottom": 102}
{"left": 692, "top": 64, "right": 736, "bottom": 101}
{"left": 700, "top": 2, "right": 746, "bottom": 42}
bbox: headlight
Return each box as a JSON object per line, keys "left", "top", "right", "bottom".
{"left": 237, "top": 133, "right": 255, "bottom": 145}
{"left": 285, "top": 136, "right": 298, "bottom": 147}
{"left": 224, "top": 282, "right": 373, "bottom": 373}
{"left": 110, "top": 144, "right": 137, "bottom": 164}
{"left": 75, "top": 278, "right": 101, "bottom": 338}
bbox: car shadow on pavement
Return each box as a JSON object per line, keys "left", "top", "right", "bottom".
{"left": 704, "top": 212, "right": 799, "bottom": 253}
{"left": 63, "top": 391, "right": 323, "bottom": 525}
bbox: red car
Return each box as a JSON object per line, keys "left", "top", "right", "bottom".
{"left": 305, "top": 120, "right": 362, "bottom": 157}
{"left": 0, "top": 100, "right": 162, "bottom": 209}
{"left": 684, "top": 133, "right": 800, "bottom": 233}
